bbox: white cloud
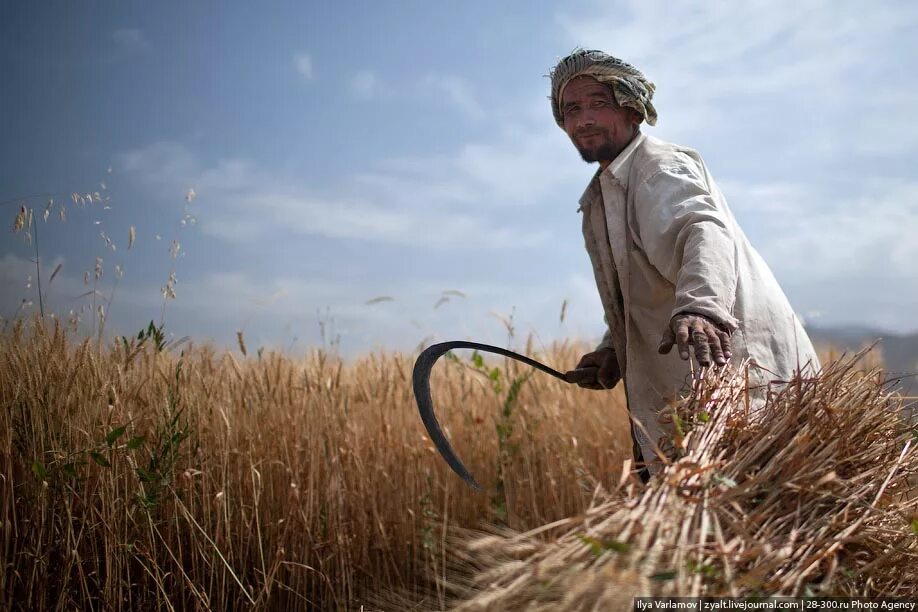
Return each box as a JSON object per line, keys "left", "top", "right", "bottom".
{"left": 349, "top": 70, "right": 378, "bottom": 98}
{"left": 557, "top": 1, "right": 911, "bottom": 86}
{"left": 453, "top": 127, "right": 584, "bottom": 206}
{"left": 293, "top": 52, "right": 313, "bottom": 79}
{"left": 427, "top": 75, "right": 484, "bottom": 120}
{"left": 202, "top": 191, "right": 549, "bottom": 250}
{"left": 117, "top": 141, "right": 554, "bottom": 251}
{"left": 119, "top": 142, "right": 199, "bottom": 187}
{"left": 356, "top": 120, "right": 588, "bottom": 213}
{"left": 112, "top": 28, "right": 150, "bottom": 54}
{"left": 174, "top": 271, "right": 348, "bottom": 318}
{"left": 721, "top": 177, "right": 918, "bottom": 287}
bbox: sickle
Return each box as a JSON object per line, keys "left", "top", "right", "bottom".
{"left": 412, "top": 341, "right": 598, "bottom": 491}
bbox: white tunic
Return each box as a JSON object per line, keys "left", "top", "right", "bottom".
{"left": 579, "top": 132, "right": 820, "bottom": 471}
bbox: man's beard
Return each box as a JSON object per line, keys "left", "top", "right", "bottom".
{"left": 575, "top": 131, "right": 621, "bottom": 164}
{"left": 577, "top": 142, "right": 619, "bottom": 164}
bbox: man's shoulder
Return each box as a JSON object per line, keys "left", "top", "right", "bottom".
{"left": 633, "top": 134, "right": 705, "bottom": 179}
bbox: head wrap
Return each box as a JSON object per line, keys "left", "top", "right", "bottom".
{"left": 549, "top": 49, "right": 657, "bottom": 127}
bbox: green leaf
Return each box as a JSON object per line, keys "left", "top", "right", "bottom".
{"left": 687, "top": 559, "right": 721, "bottom": 578}
{"left": 32, "top": 461, "right": 49, "bottom": 481}
{"left": 126, "top": 436, "right": 145, "bottom": 450}
{"left": 650, "top": 570, "right": 678, "bottom": 581}
{"left": 90, "top": 451, "right": 112, "bottom": 468}
{"left": 672, "top": 412, "right": 685, "bottom": 436}
{"left": 577, "top": 535, "right": 603, "bottom": 556}
{"left": 105, "top": 425, "right": 127, "bottom": 447}
{"left": 577, "top": 534, "right": 629, "bottom": 556}
{"left": 910, "top": 518, "right": 918, "bottom": 536}
{"left": 698, "top": 411, "right": 710, "bottom": 423}
{"left": 604, "top": 539, "right": 630, "bottom": 553}
{"left": 488, "top": 367, "right": 501, "bottom": 381}
{"left": 135, "top": 491, "right": 158, "bottom": 509}
{"left": 62, "top": 463, "right": 78, "bottom": 478}
{"left": 471, "top": 351, "right": 484, "bottom": 369}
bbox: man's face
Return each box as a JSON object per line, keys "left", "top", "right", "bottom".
{"left": 560, "top": 75, "right": 641, "bottom": 165}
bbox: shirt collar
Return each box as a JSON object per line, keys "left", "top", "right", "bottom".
{"left": 577, "top": 130, "right": 645, "bottom": 212}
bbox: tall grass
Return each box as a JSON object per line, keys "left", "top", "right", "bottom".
{"left": 1, "top": 316, "right": 634, "bottom": 610}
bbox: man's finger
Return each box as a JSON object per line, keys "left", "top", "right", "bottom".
{"left": 720, "top": 330, "right": 733, "bottom": 359}
{"left": 598, "top": 356, "right": 619, "bottom": 388}
{"left": 707, "top": 328, "right": 726, "bottom": 366}
{"left": 658, "top": 325, "right": 676, "bottom": 354}
{"left": 675, "top": 319, "right": 691, "bottom": 360}
{"left": 691, "top": 323, "right": 711, "bottom": 367}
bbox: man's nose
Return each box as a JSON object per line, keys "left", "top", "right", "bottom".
{"left": 576, "top": 112, "right": 597, "bottom": 130}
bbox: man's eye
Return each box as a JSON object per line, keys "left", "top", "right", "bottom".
{"left": 591, "top": 100, "right": 608, "bottom": 108}
{"left": 564, "top": 106, "right": 580, "bottom": 116}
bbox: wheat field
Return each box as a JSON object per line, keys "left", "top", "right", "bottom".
{"left": 1, "top": 316, "right": 638, "bottom": 610}
{"left": 2, "top": 314, "right": 913, "bottom": 610}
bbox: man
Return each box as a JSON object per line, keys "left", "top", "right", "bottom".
{"left": 552, "top": 49, "right": 820, "bottom": 476}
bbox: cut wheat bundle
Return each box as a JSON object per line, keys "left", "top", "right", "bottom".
{"left": 449, "top": 351, "right": 918, "bottom": 609}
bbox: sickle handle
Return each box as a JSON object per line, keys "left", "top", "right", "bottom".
{"left": 563, "top": 366, "right": 600, "bottom": 384}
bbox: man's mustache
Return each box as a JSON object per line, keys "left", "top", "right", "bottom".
{"left": 575, "top": 128, "right": 609, "bottom": 139}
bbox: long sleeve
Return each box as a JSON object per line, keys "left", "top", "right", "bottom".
{"left": 632, "top": 155, "right": 740, "bottom": 331}
{"left": 596, "top": 324, "right": 614, "bottom": 352}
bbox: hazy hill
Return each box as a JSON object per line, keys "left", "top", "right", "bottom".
{"left": 807, "top": 325, "right": 918, "bottom": 401}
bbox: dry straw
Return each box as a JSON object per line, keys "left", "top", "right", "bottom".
{"left": 447, "top": 351, "right": 918, "bottom": 609}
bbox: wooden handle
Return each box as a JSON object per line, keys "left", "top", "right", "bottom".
{"left": 563, "top": 366, "right": 599, "bottom": 384}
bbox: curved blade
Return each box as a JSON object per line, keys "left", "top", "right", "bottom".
{"left": 412, "top": 340, "right": 586, "bottom": 491}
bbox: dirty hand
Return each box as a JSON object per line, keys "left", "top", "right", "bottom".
{"left": 658, "top": 313, "right": 733, "bottom": 367}
{"left": 564, "top": 347, "right": 621, "bottom": 390}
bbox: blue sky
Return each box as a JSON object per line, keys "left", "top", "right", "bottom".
{"left": 2, "top": 1, "right": 917, "bottom": 357}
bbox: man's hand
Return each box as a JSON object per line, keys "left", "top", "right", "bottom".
{"left": 658, "top": 313, "right": 733, "bottom": 367}
{"left": 565, "top": 347, "right": 621, "bottom": 390}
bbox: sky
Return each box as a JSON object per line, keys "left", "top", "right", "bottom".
{"left": 1, "top": 1, "right": 917, "bottom": 358}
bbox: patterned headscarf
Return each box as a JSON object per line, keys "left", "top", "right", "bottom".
{"left": 549, "top": 49, "right": 657, "bottom": 127}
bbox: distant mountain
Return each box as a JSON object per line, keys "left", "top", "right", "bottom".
{"left": 806, "top": 325, "right": 918, "bottom": 399}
